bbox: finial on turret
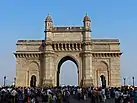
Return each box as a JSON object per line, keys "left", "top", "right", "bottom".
{"left": 85, "top": 12, "right": 88, "bottom": 16}
{"left": 48, "top": 13, "right": 50, "bottom": 16}
{"left": 83, "top": 13, "right": 91, "bottom": 22}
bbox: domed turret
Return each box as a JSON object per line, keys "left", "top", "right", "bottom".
{"left": 83, "top": 13, "right": 91, "bottom": 30}
{"left": 83, "top": 15, "right": 91, "bottom": 22}
{"left": 45, "top": 14, "right": 53, "bottom": 22}
{"left": 44, "top": 14, "right": 54, "bottom": 40}
{"left": 45, "top": 14, "right": 53, "bottom": 31}
{"left": 83, "top": 13, "right": 92, "bottom": 41}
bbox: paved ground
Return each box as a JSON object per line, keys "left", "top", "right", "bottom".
{"left": 69, "top": 97, "right": 115, "bottom": 103}
{"left": 36, "top": 96, "right": 115, "bottom": 103}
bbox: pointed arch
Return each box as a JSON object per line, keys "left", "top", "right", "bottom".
{"left": 96, "top": 61, "right": 108, "bottom": 71}
{"left": 57, "top": 55, "right": 78, "bottom": 73}
{"left": 95, "top": 61, "right": 109, "bottom": 87}
{"left": 57, "top": 55, "right": 79, "bottom": 86}
{"left": 27, "top": 61, "right": 40, "bottom": 87}
{"left": 28, "top": 61, "right": 39, "bottom": 71}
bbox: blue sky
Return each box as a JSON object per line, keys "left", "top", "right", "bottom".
{"left": 0, "top": 0, "right": 137, "bottom": 86}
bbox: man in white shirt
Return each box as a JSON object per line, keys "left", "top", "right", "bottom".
{"left": 115, "top": 90, "right": 121, "bottom": 103}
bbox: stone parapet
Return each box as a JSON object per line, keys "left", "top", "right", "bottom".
{"left": 92, "top": 39, "right": 119, "bottom": 43}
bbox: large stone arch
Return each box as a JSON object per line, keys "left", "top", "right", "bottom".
{"left": 95, "top": 61, "right": 109, "bottom": 87}
{"left": 26, "top": 61, "right": 40, "bottom": 87}
{"left": 55, "top": 54, "right": 80, "bottom": 70}
{"left": 55, "top": 54, "right": 81, "bottom": 86}
{"left": 57, "top": 55, "right": 79, "bottom": 71}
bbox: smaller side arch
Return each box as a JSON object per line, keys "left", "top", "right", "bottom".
{"left": 26, "top": 61, "right": 40, "bottom": 87}
{"left": 95, "top": 61, "right": 109, "bottom": 87}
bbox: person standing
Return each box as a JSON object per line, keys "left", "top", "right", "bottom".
{"left": 90, "top": 89, "right": 96, "bottom": 103}
{"left": 134, "top": 89, "right": 137, "bottom": 103}
{"left": 47, "top": 92, "right": 53, "bottom": 103}
{"left": 64, "top": 90, "right": 70, "bottom": 103}
{"left": 52, "top": 94, "right": 57, "bottom": 103}
{"left": 115, "top": 89, "right": 121, "bottom": 103}
{"left": 11, "top": 88, "right": 17, "bottom": 103}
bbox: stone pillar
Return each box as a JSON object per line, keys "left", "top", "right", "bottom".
{"left": 43, "top": 51, "right": 55, "bottom": 87}
{"left": 43, "top": 41, "right": 55, "bottom": 87}
{"left": 15, "top": 57, "right": 27, "bottom": 87}
{"left": 110, "top": 56, "right": 121, "bottom": 87}
{"left": 82, "top": 52, "right": 93, "bottom": 87}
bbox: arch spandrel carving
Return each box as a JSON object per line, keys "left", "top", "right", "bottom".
{"left": 96, "top": 61, "right": 108, "bottom": 71}
{"left": 97, "top": 61, "right": 108, "bottom": 71}
{"left": 27, "top": 61, "right": 39, "bottom": 71}
{"left": 94, "top": 59, "right": 109, "bottom": 66}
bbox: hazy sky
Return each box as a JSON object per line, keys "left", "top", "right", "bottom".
{"left": 0, "top": 0, "right": 137, "bottom": 86}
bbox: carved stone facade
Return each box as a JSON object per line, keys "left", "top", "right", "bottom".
{"left": 14, "top": 14, "right": 122, "bottom": 87}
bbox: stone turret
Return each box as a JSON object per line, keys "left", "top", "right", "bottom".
{"left": 83, "top": 13, "right": 91, "bottom": 31}
{"left": 44, "top": 14, "right": 53, "bottom": 41}
{"left": 45, "top": 14, "right": 53, "bottom": 31}
{"left": 83, "top": 13, "right": 92, "bottom": 41}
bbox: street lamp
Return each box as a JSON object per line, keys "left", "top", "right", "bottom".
{"left": 4, "top": 76, "right": 6, "bottom": 87}
{"left": 123, "top": 77, "right": 126, "bottom": 86}
{"left": 14, "top": 77, "right": 16, "bottom": 87}
{"left": 132, "top": 77, "right": 135, "bottom": 87}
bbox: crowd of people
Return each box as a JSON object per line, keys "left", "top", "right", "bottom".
{"left": 0, "top": 85, "right": 137, "bottom": 103}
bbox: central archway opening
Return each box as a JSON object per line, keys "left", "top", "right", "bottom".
{"left": 57, "top": 56, "right": 78, "bottom": 87}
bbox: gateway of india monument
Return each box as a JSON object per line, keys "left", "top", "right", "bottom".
{"left": 14, "top": 14, "right": 122, "bottom": 87}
